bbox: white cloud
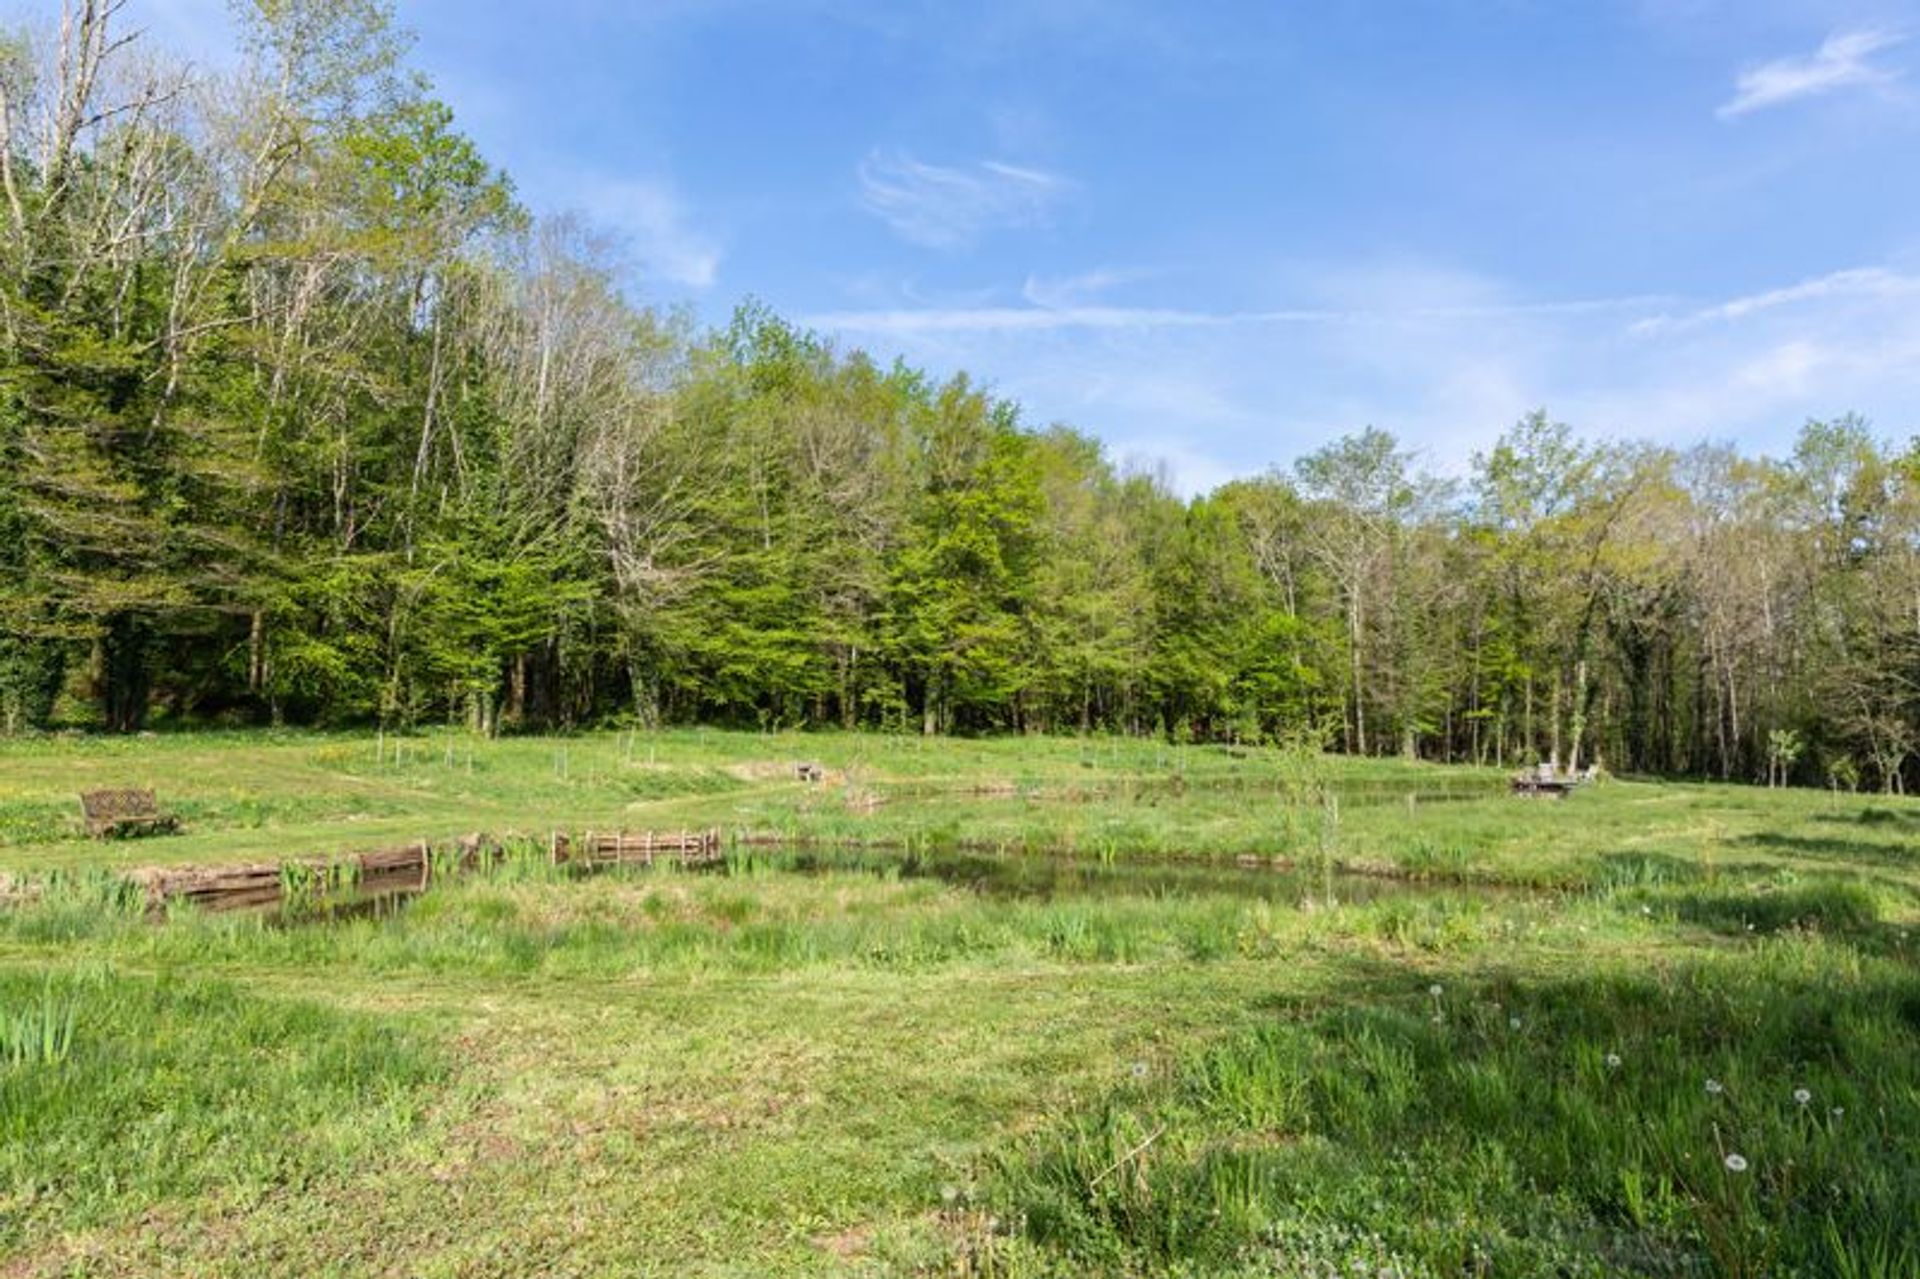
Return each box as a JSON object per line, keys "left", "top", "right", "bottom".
{"left": 1020, "top": 266, "right": 1148, "bottom": 309}
{"left": 581, "top": 178, "right": 722, "bottom": 290}
{"left": 857, "top": 150, "right": 1073, "bottom": 249}
{"left": 1631, "top": 266, "right": 1920, "bottom": 332}
{"left": 806, "top": 304, "right": 1237, "bottom": 335}
{"left": 1109, "top": 438, "right": 1240, "bottom": 499}
{"left": 806, "top": 258, "right": 1920, "bottom": 484}
{"left": 1717, "top": 28, "right": 1907, "bottom": 119}
{"left": 805, "top": 292, "right": 1663, "bottom": 338}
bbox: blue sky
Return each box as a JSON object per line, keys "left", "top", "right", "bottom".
{"left": 125, "top": 1, "right": 1920, "bottom": 490}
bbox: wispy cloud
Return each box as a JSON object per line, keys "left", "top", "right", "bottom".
{"left": 807, "top": 304, "right": 1236, "bottom": 335}
{"left": 1109, "top": 437, "right": 1240, "bottom": 499}
{"left": 581, "top": 178, "right": 722, "bottom": 290}
{"left": 858, "top": 150, "right": 1073, "bottom": 249}
{"left": 1020, "top": 266, "right": 1152, "bottom": 309}
{"left": 1632, "top": 266, "right": 1920, "bottom": 333}
{"left": 1717, "top": 28, "right": 1907, "bottom": 119}
{"left": 806, "top": 292, "right": 1665, "bottom": 337}
{"left": 807, "top": 258, "right": 1920, "bottom": 487}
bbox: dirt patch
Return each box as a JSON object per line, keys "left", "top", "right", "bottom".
{"left": 725, "top": 760, "right": 847, "bottom": 785}
{"left": 812, "top": 1222, "right": 875, "bottom": 1260}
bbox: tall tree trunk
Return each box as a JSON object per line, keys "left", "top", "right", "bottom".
{"left": 1348, "top": 592, "right": 1367, "bottom": 755}
{"left": 100, "top": 613, "right": 151, "bottom": 733}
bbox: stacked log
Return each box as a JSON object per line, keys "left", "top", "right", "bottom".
{"left": 125, "top": 829, "right": 715, "bottom": 915}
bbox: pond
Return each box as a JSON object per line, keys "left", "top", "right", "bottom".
{"left": 735, "top": 845, "right": 1462, "bottom": 906}
{"left": 261, "top": 840, "right": 1495, "bottom": 925}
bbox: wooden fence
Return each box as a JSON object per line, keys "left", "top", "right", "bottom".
{"left": 551, "top": 828, "right": 724, "bottom": 868}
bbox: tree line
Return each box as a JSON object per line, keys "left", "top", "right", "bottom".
{"left": 4, "top": 1, "right": 1917, "bottom": 790}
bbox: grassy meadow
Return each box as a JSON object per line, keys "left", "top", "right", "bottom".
{"left": 1, "top": 730, "right": 1918, "bottom": 1275}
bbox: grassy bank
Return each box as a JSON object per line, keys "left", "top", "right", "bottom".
{"left": 6, "top": 729, "right": 1918, "bottom": 895}
{"left": 1, "top": 732, "right": 1917, "bottom": 1274}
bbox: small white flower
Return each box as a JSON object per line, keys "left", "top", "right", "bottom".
{"left": 1429, "top": 984, "right": 1443, "bottom": 998}
{"left": 1723, "top": 1153, "right": 1748, "bottom": 1173}
{"left": 1509, "top": 1016, "right": 1522, "bottom": 1030}
{"left": 1793, "top": 1087, "right": 1811, "bottom": 1106}
{"left": 1605, "top": 1053, "right": 1622, "bottom": 1070}
{"left": 1705, "top": 1079, "right": 1724, "bottom": 1095}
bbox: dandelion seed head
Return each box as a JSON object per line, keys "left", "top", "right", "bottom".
{"left": 1832, "top": 1106, "right": 1845, "bottom": 1119}
{"left": 1705, "top": 1078, "right": 1724, "bottom": 1095}
{"left": 1605, "top": 1053, "right": 1622, "bottom": 1070}
{"left": 1429, "top": 984, "right": 1443, "bottom": 998}
{"left": 1723, "top": 1153, "right": 1748, "bottom": 1173}
{"left": 1793, "top": 1087, "right": 1811, "bottom": 1106}
{"left": 1130, "top": 1061, "right": 1149, "bottom": 1079}
{"left": 1509, "top": 1016, "right": 1522, "bottom": 1030}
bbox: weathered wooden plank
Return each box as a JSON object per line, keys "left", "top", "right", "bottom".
{"left": 120, "top": 826, "right": 727, "bottom": 915}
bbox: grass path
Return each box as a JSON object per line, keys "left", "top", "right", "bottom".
{"left": 13, "top": 957, "right": 1328, "bottom": 1276}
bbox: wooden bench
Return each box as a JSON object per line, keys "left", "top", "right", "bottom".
{"left": 79, "top": 788, "right": 180, "bottom": 839}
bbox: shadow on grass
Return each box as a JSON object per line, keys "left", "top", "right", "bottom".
{"left": 1838, "top": 807, "right": 1920, "bottom": 830}
{"left": 1736, "top": 831, "right": 1920, "bottom": 872}
{"left": 1666, "top": 880, "right": 1884, "bottom": 939}
{"left": 1607, "top": 877, "right": 1920, "bottom": 966}
{"left": 981, "top": 950, "right": 1920, "bottom": 1278}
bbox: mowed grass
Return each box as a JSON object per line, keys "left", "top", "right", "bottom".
{"left": 0, "top": 727, "right": 1463, "bottom": 871}
{"left": 6, "top": 728, "right": 1920, "bottom": 896}
{"left": 1, "top": 733, "right": 1919, "bottom": 1275}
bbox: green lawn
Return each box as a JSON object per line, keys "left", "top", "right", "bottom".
{"left": 1, "top": 731, "right": 1917, "bottom": 1275}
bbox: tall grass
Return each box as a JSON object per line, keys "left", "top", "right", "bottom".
{"left": 0, "top": 966, "right": 446, "bottom": 1251}
{"left": 0, "top": 978, "right": 76, "bottom": 1067}
{"left": 985, "top": 940, "right": 1920, "bottom": 1276}
{"left": 4, "top": 733, "right": 1920, "bottom": 1273}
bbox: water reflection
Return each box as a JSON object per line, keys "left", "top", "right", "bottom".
{"left": 758, "top": 847, "right": 1423, "bottom": 905}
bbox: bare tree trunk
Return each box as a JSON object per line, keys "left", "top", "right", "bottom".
{"left": 1349, "top": 592, "right": 1366, "bottom": 755}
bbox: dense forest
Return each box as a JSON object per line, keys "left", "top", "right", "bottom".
{"left": 3, "top": 1, "right": 1918, "bottom": 790}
